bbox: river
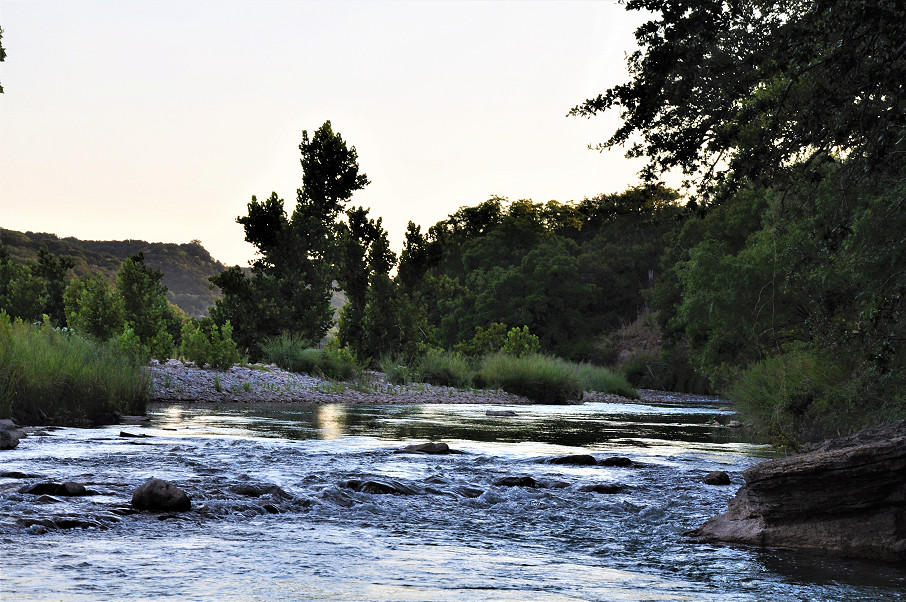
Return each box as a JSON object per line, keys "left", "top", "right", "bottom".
{"left": 2, "top": 394, "right": 904, "bottom": 600}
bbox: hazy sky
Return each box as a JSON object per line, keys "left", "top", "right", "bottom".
{"left": 1, "top": 1, "right": 650, "bottom": 266}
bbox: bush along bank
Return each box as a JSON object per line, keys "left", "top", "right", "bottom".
{"left": 0, "top": 313, "right": 149, "bottom": 426}
{"left": 380, "top": 350, "right": 637, "bottom": 404}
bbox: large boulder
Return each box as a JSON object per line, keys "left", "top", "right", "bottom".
{"left": 131, "top": 478, "right": 192, "bottom": 512}
{"left": 687, "top": 419, "right": 906, "bottom": 562}
{"left": 1, "top": 419, "right": 22, "bottom": 450}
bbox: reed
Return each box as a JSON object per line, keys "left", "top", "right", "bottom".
{"left": 573, "top": 362, "right": 639, "bottom": 399}
{"left": 479, "top": 352, "right": 583, "bottom": 404}
{"left": 0, "top": 314, "right": 149, "bottom": 425}
{"left": 415, "top": 349, "right": 474, "bottom": 389}
{"left": 261, "top": 333, "right": 359, "bottom": 380}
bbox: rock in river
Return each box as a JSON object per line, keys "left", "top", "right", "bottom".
{"left": 19, "top": 482, "right": 93, "bottom": 496}
{"left": 599, "top": 456, "right": 633, "bottom": 467}
{"left": 132, "top": 478, "right": 192, "bottom": 512}
{"left": 687, "top": 419, "right": 906, "bottom": 562}
{"left": 703, "top": 471, "right": 732, "bottom": 486}
{"left": 396, "top": 442, "right": 453, "bottom": 454}
{"left": 494, "top": 476, "right": 538, "bottom": 488}
{"left": 1, "top": 419, "right": 22, "bottom": 450}
{"left": 548, "top": 454, "right": 598, "bottom": 466}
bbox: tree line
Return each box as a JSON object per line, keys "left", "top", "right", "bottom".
{"left": 2, "top": 0, "right": 902, "bottom": 441}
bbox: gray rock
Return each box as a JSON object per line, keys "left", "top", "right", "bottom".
{"left": 0, "top": 419, "right": 22, "bottom": 450}
{"left": 548, "top": 454, "right": 597, "bottom": 466}
{"left": 131, "top": 478, "right": 192, "bottom": 512}
{"left": 342, "top": 479, "right": 415, "bottom": 495}
{"left": 19, "top": 481, "right": 91, "bottom": 496}
{"left": 579, "top": 484, "right": 624, "bottom": 494}
{"left": 396, "top": 442, "right": 452, "bottom": 454}
{"left": 703, "top": 471, "right": 732, "bottom": 485}
{"left": 599, "top": 456, "right": 633, "bottom": 467}
{"left": 0, "top": 471, "right": 42, "bottom": 479}
{"left": 688, "top": 419, "right": 906, "bottom": 562}
{"left": 486, "top": 410, "right": 517, "bottom": 417}
{"left": 494, "top": 476, "right": 537, "bottom": 488}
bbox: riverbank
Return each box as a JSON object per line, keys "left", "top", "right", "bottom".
{"left": 149, "top": 359, "right": 639, "bottom": 406}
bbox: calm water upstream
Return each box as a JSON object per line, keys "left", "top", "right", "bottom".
{"left": 2, "top": 395, "right": 904, "bottom": 600}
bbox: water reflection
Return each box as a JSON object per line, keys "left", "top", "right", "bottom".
{"left": 148, "top": 401, "right": 768, "bottom": 453}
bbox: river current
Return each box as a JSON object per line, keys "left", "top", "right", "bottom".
{"left": 2, "top": 394, "right": 904, "bottom": 600}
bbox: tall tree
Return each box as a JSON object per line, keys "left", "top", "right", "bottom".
{"left": 211, "top": 121, "right": 369, "bottom": 355}
{"left": 571, "top": 0, "right": 906, "bottom": 202}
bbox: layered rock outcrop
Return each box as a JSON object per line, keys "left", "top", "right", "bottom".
{"left": 688, "top": 419, "right": 906, "bottom": 562}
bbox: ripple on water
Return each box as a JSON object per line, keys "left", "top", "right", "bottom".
{"left": 1, "top": 401, "right": 904, "bottom": 600}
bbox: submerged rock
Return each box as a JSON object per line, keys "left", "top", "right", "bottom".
{"left": 131, "top": 478, "right": 192, "bottom": 512}
{"left": 703, "top": 471, "right": 732, "bottom": 486}
{"left": 396, "top": 442, "right": 453, "bottom": 454}
{"left": 342, "top": 479, "right": 415, "bottom": 495}
{"left": 687, "top": 419, "right": 906, "bottom": 562}
{"left": 494, "top": 476, "right": 538, "bottom": 488}
{"left": 0, "top": 471, "right": 42, "bottom": 479}
{"left": 486, "top": 410, "right": 517, "bottom": 417}
{"left": 579, "top": 484, "right": 624, "bottom": 494}
{"left": 229, "top": 482, "right": 290, "bottom": 499}
{"left": 19, "top": 482, "right": 92, "bottom": 497}
{"left": 599, "top": 456, "right": 633, "bottom": 467}
{"left": 548, "top": 454, "right": 598, "bottom": 466}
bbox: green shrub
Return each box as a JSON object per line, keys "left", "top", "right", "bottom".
{"left": 480, "top": 352, "right": 582, "bottom": 404}
{"left": 320, "top": 344, "right": 360, "bottom": 380}
{"left": 180, "top": 320, "right": 211, "bottom": 366}
{"left": 180, "top": 319, "right": 240, "bottom": 370}
{"left": 115, "top": 326, "right": 146, "bottom": 364}
{"left": 573, "top": 362, "right": 639, "bottom": 399}
{"left": 210, "top": 321, "right": 241, "bottom": 370}
{"left": 454, "top": 322, "right": 509, "bottom": 357}
{"left": 725, "top": 343, "right": 906, "bottom": 446}
{"left": 378, "top": 354, "right": 417, "bottom": 385}
{"left": 501, "top": 326, "right": 542, "bottom": 357}
{"left": 261, "top": 333, "right": 359, "bottom": 380}
{"left": 416, "top": 349, "right": 474, "bottom": 388}
{"left": 0, "top": 312, "right": 149, "bottom": 425}
{"left": 622, "top": 348, "right": 711, "bottom": 394}
{"left": 261, "top": 332, "right": 312, "bottom": 372}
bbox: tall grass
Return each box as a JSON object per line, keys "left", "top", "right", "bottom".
{"left": 416, "top": 349, "right": 474, "bottom": 389}
{"left": 261, "top": 332, "right": 359, "bottom": 380}
{"left": 0, "top": 315, "right": 149, "bottom": 425}
{"left": 573, "top": 362, "right": 639, "bottom": 399}
{"left": 480, "top": 353, "right": 583, "bottom": 404}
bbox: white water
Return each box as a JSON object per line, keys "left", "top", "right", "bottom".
{"left": 2, "top": 397, "right": 904, "bottom": 600}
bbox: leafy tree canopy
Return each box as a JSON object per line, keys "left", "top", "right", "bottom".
{"left": 571, "top": 0, "right": 906, "bottom": 201}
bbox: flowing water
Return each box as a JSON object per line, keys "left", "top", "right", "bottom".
{"left": 2, "top": 395, "right": 904, "bottom": 600}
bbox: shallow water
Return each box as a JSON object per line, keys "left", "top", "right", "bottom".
{"left": 2, "top": 395, "right": 904, "bottom": 600}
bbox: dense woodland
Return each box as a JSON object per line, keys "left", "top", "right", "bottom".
{"left": 2, "top": 0, "right": 904, "bottom": 442}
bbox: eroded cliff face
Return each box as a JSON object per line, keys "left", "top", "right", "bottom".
{"left": 688, "top": 420, "right": 906, "bottom": 562}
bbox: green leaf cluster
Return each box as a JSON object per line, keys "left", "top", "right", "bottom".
{"left": 179, "top": 319, "right": 240, "bottom": 370}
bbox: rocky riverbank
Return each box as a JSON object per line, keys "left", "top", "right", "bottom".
{"left": 149, "top": 359, "right": 576, "bottom": 405}
{"left": 687, "top": 418, "right": 906, "bottom": 562}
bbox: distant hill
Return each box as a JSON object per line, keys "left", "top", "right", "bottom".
{"left": 0, "top": 228, "right": 231, "bottom": 317}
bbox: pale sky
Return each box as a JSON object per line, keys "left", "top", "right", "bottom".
{"left": 0, "top": 0, "right": 649, "bottom": 267}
